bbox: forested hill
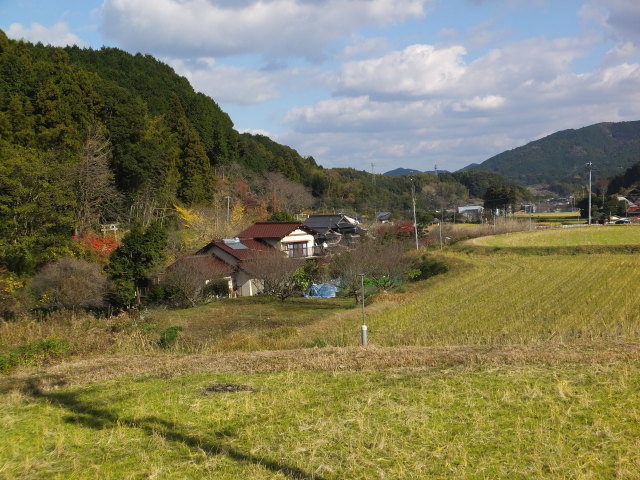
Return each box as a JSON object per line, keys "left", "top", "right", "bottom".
{"left": 0, "top": 30, "right": 527, "bottom": 273}
{"left": 462, "top": 121, "right": 640, "bottom": 190}
{"left": 0, "top": 30, "right": 326, "bottom": 270}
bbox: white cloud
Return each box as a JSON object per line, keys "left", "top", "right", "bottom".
{"left": 168, "top": 59, "right": 279, "bottom": 105}
{"left": 334, "top": 44, "right": 467, "bottom": 99}
{"left": 340, "top": 36, "right": 391, "bottom": 60}
{"left": 283, "top": 35, "right": 640, "bottom": 171}
{"left": 602, "top": 0, "right": 640, "bottom": 45}
{"left": 6, "top": 22, "right": 86, "bottom": 47}
{"left": 239, "top": 128, "right": 272, "bottom": 137}
{"left": 100, "top": 0, "right": 429, "bottom": 59}
{"left": 452, "top": 95, "right": 506, "bottom": 112}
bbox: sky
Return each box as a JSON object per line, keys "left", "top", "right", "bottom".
{"left": 2, "top": 0, "right": 640, "bottom": 174}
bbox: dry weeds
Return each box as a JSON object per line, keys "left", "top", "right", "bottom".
{"left": 3, "top": 342, "right": 639, "bottom": 393}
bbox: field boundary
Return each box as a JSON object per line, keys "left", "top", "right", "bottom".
{"left": 3, "top": 343, "right": 640, "bottom": 393}
{"left": 453, "top": 243, "right": 640, "bottom": 256}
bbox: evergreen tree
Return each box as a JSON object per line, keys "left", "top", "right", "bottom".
{"left": 106, "top": 221, "right": 167, "bottom": 308}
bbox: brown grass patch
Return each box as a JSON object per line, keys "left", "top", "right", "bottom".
{"left": 3, "top": 342, "right": 639, "bottom": 394}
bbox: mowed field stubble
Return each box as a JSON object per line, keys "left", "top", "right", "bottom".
{"left": 2, "top": 225, "right": 640, "bottom": 479}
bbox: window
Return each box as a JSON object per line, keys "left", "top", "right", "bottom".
{"left": 287, "top": 242, "right": 308, "bottom": 258}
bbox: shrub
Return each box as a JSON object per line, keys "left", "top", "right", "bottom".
{"left": 29, "top": 257, "right": 110, "bottom": 312}
{"left": 410, "top": 254, "right": 449, "bottom": 281}
{"left": 158, "top": 326, "right": 183, "bottom": 349}
{"left": 0, "top": 337, "right": 71, "bottom": 374}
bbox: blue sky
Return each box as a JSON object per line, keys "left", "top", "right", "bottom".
{"left": 2, "top": 0, "right": 640, "bottom": 173}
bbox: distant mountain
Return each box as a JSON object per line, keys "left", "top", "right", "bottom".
{"left": 383, "top": 168, "right": 450, "bottom": 176}
{"left": 383, "top": 168, "right": 423, "bottom": 176}
{"left": 460, "top": 121, "right": 640, "bottom": 188}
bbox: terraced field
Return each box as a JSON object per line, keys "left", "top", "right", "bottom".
{"left": 3, "top": 227, "right": 640, "bottom": 479}
{"left": 468, "top": 224, "right": 640, "bottom": 248}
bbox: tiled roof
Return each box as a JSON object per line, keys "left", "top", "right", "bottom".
{"left": 211, "top": 238, "right": 273, "bottom": 261}
{"left": 171, "top": 255, "right": 234, "bottom": 276}
{"left": 303, "top": 215, "right": 342, "bottom": 233}
{"left": 236, "top": 222, "right": 306, "bottom": 239}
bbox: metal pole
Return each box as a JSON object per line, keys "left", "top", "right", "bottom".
{"left": 411, "top": 178, "right": 419, "bottom": 251}
{"left": 587, "top": 162, "right": 592, "bottom": 225}
{"left": 360, "top": 274, "right": 367, "bottom": 346}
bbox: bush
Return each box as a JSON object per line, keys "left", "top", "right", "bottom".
{"left": 410, "top": 255, "right": 448, "bottom": 281}
{"left": 158, "top": 326, "right": 183, "bottom": 349}
{"left": 0, "top": 337, "right": 71, "bottom": 374}
{"left": 29, "top": 257, "right": 110, "bottom": 312}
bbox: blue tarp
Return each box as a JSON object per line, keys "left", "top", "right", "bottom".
{"left": 304, "top": 283, "right": 338, "bottom": 298}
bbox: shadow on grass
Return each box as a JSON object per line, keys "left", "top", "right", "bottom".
{"left": 22, "top": 379, "right": 326, "bottom": 480}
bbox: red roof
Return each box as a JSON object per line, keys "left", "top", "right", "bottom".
{"left": 211, "top": 238, "right": 273, "bottom": 261}
{"left": 236, "top": 222, "right": 305, "bottom": 239}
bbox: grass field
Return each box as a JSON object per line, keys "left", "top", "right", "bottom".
{"left": 3, "top": 227, "right": 640, "bottom": 479}
{"left": 468, "top": 225, "right": 640, "bottom": 248}
{"left": 2, "top": 362, "right": 639, "bottom": 479}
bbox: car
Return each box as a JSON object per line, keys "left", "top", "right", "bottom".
{"left": 615, "top": 218, "right": 631, "bottom": 224}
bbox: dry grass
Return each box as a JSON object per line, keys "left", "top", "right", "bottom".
{"left": 468, "top": 224, "right": 640, "bottom": 248}
{"left": 2, "top": 342, "right": 640, "bottom": 394}
{"left": 366, "top": 252, "right": 640, "bottom": 346}
{"left": 428, "top": 218, "right": 532, "bottom": 246}
{"left": 2, "top": 361, "right": 640, "bottom": 479}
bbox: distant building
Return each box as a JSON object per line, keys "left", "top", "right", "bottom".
{"left": 457, "top": 205, "right": 484, "bottom": 220}
{"left": 196, "top": 222, "right": 320, "bottom": 297}
{"left": 376, "top": 211, "right": 392, "bottom": 223}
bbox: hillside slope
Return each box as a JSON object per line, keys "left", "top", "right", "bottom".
{"left": 462, "top": 121, "right": 640, "bottom": 188}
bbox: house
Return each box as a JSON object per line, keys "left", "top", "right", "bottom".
{"left": 197, "top": 222, "right": 320, "bottom": 296}
{"left": 303, "top": 214, "right": 366, "bottom": 246}
{"left": 235, "top": 222, "right": 319, "bottom": 258}
{"left": 167, "top": 255, "right": 235, "bottom": 296}
{"left": 457, "top": 205, "right": 484, "bottom": 220}
{"left": 376, "top": 211, "right": 392, "bottom": 223}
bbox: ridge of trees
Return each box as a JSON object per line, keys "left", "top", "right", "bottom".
{"left": 0, "top": 30, "right": 526, "bottom": 277}
{"left": 464, "top": 121, "right": 640, "bottom": 192}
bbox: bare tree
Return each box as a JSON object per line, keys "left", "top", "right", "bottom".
{"left": 163, "top": 256, "right": 231, "bottom": 307}
{"left": 244, "top": 252, "right": 301, "bottom": 301}
{"left": 264, "top": 172, "right": 314, "bottom": 213}
{"left": 73, "top": 127, "right": 123, "bottom": 235}
{"left": 30, "top": 258, "right": 110, "bottom": 312}
{"left": 329, "top": 239, "right": 413, "bottom": 302}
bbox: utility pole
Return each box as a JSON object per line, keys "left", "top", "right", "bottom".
{"left": 586, "top": 162, "right": 593, "bottom": 225}
{"left": 411, "top": 178, "right": 419, "bottom": 251}
{"left": 224, "top": 196, "right": 231, "bottom": 223}
{"left": 360, "top": 274, "right": 367, "bottom": 346}
{"left": 434, "top": 163, "right": 438, "bottom": 177}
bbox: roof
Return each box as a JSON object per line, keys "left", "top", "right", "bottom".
{"left": 170, "top": 255, "right": 234, "bottom": 276}
{"left": 235, "top": 222, "right": 309, "bottom": 239}
{"left": 458, "top": 205, "right": 484, "bottom": 213}
{"left": 209, "top": 238, "right": 273, "bottom": 261}
{"left": 304, "top": 214, "right": 363, "bottom": 235}
{"left": 303, "top": 215, "right": 345, "bottom": 233}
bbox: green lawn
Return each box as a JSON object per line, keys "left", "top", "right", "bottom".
{"left": 2, "top": 363, "right": 639, "bottom": 479}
